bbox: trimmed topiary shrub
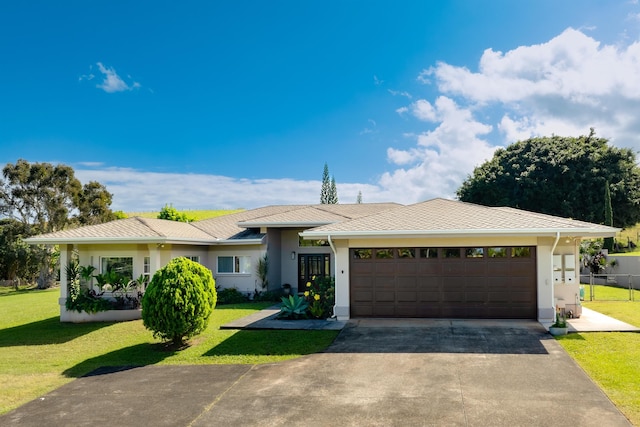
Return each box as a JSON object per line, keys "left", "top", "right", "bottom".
{"left": 142, "top": 257, "right": 217, "bottom": 347}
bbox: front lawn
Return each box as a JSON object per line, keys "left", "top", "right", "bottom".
{"left": 556, "top": 285, "right": 640, "bottom": 425}
{"left": 0, "top": 287, "right": 339, "bottom": 415}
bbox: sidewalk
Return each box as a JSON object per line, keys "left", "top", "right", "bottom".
{"left": 568, "top": 306, "right": 640, "bottom": 332}
{"left": 220, "top": 305, "right": 346, "bottom": 330}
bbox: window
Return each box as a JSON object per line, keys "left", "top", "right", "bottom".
{"left": 185, "top": 256, "right": 200, "bottom": 263}
{"left": 443, "top": 248, "right": 461, "bottom": 258}
{"left": 100, "top": 257, "right": 133, "bottom": 280}
{"left": 143, "top": 256, "right": 150, "bottom": 282}
{"left": 217, "top": 256, "right": 251, "bottom": 274}
{"left": 465, "top": 248, "right": 484, "bottom": 258}
{"left": 397, "top": 248, "right": 416, "bottom": 258}
{"left": 375, "top": 249, "right": 394, "bottom": 259}
{"left": 419, "top": 248, "right": 439, "bottom": 259}
{"left": 353, "top": 249, "right": 372, "bottom": 259}
{"left": 298, "top": 236, "right": 330, "bottom": 247}
{"left": 488, "top": 247, "right": 507, "bottom": 258}
{"left": 512, "top": 247, "right": 531, "bottom": 258}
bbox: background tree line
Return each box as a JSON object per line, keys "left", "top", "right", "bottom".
{"left": 0, "top": 159, "right": 116, "bottom": 288}
{"left": 457, "top": 130, "right": 640, "bottom": 232}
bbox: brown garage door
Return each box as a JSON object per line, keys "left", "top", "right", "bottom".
{"left": 350, "top": 247, "right": 537, "bottom": 319}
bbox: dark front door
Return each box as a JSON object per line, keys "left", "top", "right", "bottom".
{"left": 298, "top": 254, "right": 330, "bottom": 290}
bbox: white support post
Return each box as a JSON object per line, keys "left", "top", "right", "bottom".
{"left": 58, "top": 244, "right": 71, "bottom": 316}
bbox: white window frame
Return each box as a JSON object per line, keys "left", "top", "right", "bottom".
{"left": 185, "top": 256, "right": 200, "bottom": 263}
{"left": 217, "top": 255, "right": 251, "bottom": 274}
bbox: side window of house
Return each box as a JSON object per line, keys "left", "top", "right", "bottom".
{"left": 185, "top": 256, "right": 200, "bottom": 263}
{"left": 100, "top": 257, "right": 134, "bottom": 280}
{"left": 143, "top": 256, "right": 150, "bottom": 282}
{"left": 217, "top": 256, "right": 251, "bottom": 274}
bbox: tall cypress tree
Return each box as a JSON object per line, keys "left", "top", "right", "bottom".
{"left": 604, "top": 181, "right": 614, "bottom": 251}
{"left": 329, "top": 177, "right": 338, "bottom": 204}
{"left": 320, "top": 163, "right": 331, "bottom": 204}
{"left": 320, "top": 163, "right": 338, "bottom": 204}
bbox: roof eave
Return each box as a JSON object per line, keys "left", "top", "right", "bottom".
{"left": 212, "top": 238, "right": 265, "bottom": 245}
{"left": 24, "top": 237, "right": 217, "bottom": 246}
{"left": 300, "top": 228, "right": 620, "bottom": 239}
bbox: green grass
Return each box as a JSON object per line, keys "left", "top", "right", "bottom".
{"left": 0, "top": 287, "right": 338, "bottom": 415}
{"left": 581, "top": 283, "right": 640, "bottom": 305}
{"left": 556, "top": 285, "right": 640, "bottom": 425}
{"left": 126, "top": 209, "right": 244, "bottom": 221}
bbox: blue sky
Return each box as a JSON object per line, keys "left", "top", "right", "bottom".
{"left": 2, "top": 1, "right": 640, "bottom": 211}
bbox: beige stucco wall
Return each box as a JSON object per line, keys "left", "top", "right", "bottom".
{"left": 208, "top": 244, "right": 265, "bottom": 295}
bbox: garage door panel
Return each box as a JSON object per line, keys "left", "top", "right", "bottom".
{"left": 351, "top": 262, "right": 374, "bottom": 275}
{"left": 375, "top": 263, "right": 396, "bottom": 274}
{"left": 418, "top": 262, "right": 440, "bottom": 274}
{"left": 465, "top": 262, "right": 487, "bottom": 275}
{"left": 488, "top": 262, "right": 510, "bottom": 275}
{"left": 465, "top": 292, "right": 487, "bottom": 303}
{"left": 418, "top": 291, "right": 440, "bottom": 302}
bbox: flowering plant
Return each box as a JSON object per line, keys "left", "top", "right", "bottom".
{"left": 303, "top": 276, "right": 335, "bottom": 319}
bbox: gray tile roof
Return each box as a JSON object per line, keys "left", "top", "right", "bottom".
{"left": 27, "top": 217, "right": 215, "bottom": 243}
{"left": 302, "top": 198, "right": 618, "bottom": 237}
{"left": 236, "top": 203, "right": 401, "bottom": 227}
{"left": 26, "top": 199, "right": 617, "bottom": 245}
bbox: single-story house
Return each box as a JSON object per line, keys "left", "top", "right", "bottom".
{"left": 26, "top": 198, "right": 617, "bottom": 327}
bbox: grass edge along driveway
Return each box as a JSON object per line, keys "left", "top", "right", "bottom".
{"left": 556, "top": 285, "right": 640, "bottom": 426}
{"left": 0, "top": 287, "right": 338, "bottom": 415}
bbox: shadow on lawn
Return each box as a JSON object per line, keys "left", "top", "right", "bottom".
{"left": 0, "top": 316, "right": 110, "bottom": 347}
{"left": 63, "top": 343, "right": 178, "bottom": 378}
{"left": 203, "top": 329, "right": 339, "bottom": 357}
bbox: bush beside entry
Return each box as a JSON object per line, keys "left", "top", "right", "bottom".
{"left": 142, "top": 257, "right": 217, "bottom": 347}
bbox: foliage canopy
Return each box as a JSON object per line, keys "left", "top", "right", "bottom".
{"left": 157, "top": 204, "right": 194, "bottom": 222}
{"left": 456, "top": 132, "right": 640, "bottom": 229}
{"left": 142, "top": 257, "right": 217, "bottom": 346}
{"left": 0, "top": 159, "right": 115, "bottom": 286}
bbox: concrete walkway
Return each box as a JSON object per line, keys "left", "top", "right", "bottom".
{"left": 568, "top": 307, "right": 640, "bottom": 332}
{"left": 220, "top": 304, "right": 346, "bottom": 330}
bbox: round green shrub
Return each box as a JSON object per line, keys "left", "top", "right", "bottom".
{"left": 142, "top": 257, "right": 217, "bottom": 346}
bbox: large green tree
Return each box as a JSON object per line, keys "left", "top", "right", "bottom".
{"left": 456, "top": 132, "right": 640, "bottom": 229}
{"left": 77, "top": 181, "right": 116, "bottom": 225}
{"left": 0, "top": 219, "right": 38, "bottom": 285}
{"left": 1, "top": 159, "right": 116, "bottom": 287}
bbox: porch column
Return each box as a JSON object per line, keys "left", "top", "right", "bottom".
{"left": 333, "top": 242, "right": 350, "bottom": 320}
{"left": 147, "top": 244, "right": 162, "bottom": 276}
{"left": 58, "top": 244, "right": 73, "bottom": 316}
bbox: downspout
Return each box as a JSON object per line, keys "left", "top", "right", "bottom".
{"left": 327, "top": 235, "right": 338, "bottom": 319}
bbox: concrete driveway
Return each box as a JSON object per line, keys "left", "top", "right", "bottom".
{"left": 2, "top": 320, "right": 632, "bottom": 426}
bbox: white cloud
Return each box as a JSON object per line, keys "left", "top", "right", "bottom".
{"left": 425, "top": 28, "right": 640, "bottom": 148}
{"left": 411, "top": 99, "right": 437, "bottom": 122}
{"left": 380, "top": 27, "right": 640, "bottom": 206}
{"left": 388, "top": 89, "right": 412, "bottom": 99}
{"left": 94, "top": 62, "right": 141, "bottom": 93}
{"left": 380, "top": 97, "right": 496, "bottom": 201}
{"left": 73, "top": 167, "right": 395, "bottom": 211}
